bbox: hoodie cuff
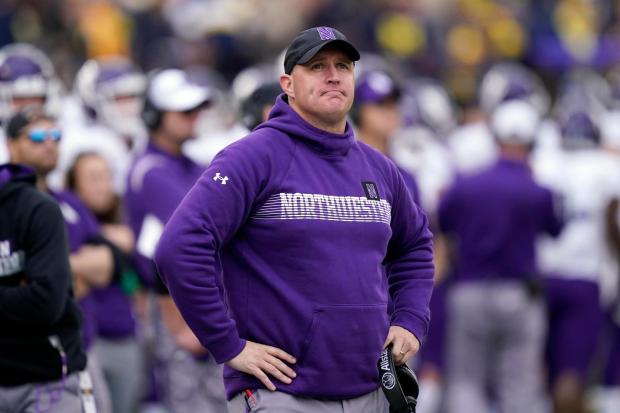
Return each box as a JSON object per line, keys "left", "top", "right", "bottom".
{"left": 390, "top": 311, "right": 428, "bottom": 345}
{"left": 206, "top": 336, "right": 247, "bottom": 364}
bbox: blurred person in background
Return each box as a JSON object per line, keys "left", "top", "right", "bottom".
{"left": 390, "top": 77, "right": 458, "bottom": 413}
{"left": 352, "top": 68, "right": 452, "bottom": 413}
{"left": 0, "top": 43, "right": 63, "bottom": 164}
{"left": 534, "top": 107, "right": 620, "bottom": 413}
{"left": 438, "top": 100, "right": 563, "bottom": 413}
{"left": 5, "top": 105, "right": 115, "bottom": 413}
{"left": 183, "top": 66, "right": 279, "bottom": 167}
{"left": 240, "top": 81, "right": 283, "bottom": 132}
{"left": 446, "top": 62, "right": 550, "bottom": 175}
{"left": 125, "top": 68, "right": 227, "bottom": 413}
{"left": 0, "top": 160, "right": 87, "bottom": 412}
{"left": 66, "top": 151, "right": 144, "bottom": 413}
{"left": 391, "top": 77, "right": 456, "bottom": 214}
{"left": 351, "top": 69, "right": 420, "bottom": 203}
{"left": 49, "top": 56, "right": 147, "bottom": 193}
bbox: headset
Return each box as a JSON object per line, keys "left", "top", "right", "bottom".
{"left": 140, "top": 69, "right": 164, "bottom": 131}
{"left": 378, "top": 344, "right": 419, "bottom": 413}
{"left": 240, "top": 82, "right": 282, "bottom": 130}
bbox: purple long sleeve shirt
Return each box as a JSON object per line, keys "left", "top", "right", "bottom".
{"left": 155, "top": 95, "right": 434, "bottom": 400}
{"left": 438, "top": 157, "right": 563, "bottom": 282}
{"left": 126, "top": 142, "right": 205, "bottom": 288}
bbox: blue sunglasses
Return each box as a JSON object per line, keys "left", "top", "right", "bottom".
{"left": 27, "top": 128, "right": 62, "bottom": 143}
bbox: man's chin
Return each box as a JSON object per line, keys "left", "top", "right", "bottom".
{"left": 330, "top": 101, "right": 353, "bottom": 115}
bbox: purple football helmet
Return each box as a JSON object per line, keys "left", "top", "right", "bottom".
{"left": 559, "top": 110, "right": 600, "bottom": 150}
{"left": 478, "top": 61, "right": 550, "bottom": 116}
{"left": 75, "top": 57, "right": 146, "bottom": 138}
{"left": 554, "top": 68, "right": 611, "bottom": 116}
{"left": 400, "top": 78, "right": 457, "bottom": 139}
{"left": 0, "top": 43, "right": 61, "bottom": 120}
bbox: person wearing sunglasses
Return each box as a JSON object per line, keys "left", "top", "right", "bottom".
{"left": 6, "top": 105, "right": 116, "bottom": 413}
{"left": 125, "top": 68, "right": 227, "bottom": 413}
{"left": 5, "top": 107, "right": 62, "bottom": 192}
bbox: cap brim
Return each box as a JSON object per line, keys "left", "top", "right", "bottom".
{"left": 296, "top": 39, "right": 360, "bottom": 66}
{"left": 152, "top": 85, "right": 211, "bottom": 112}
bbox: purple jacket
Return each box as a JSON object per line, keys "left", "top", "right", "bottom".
{"left": 155, "top": 95, "right": 434, "bottom": 400}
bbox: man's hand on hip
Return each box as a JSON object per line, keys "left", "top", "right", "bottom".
{"left": 226, "top": 341, "right": 297, "bottom": 391}
{"left": 383, "top": 325, "right": 420, "bottom": 366}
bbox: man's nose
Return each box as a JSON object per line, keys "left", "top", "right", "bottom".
{"left": 326, "top": 64, "right": 340, "bottom": 83}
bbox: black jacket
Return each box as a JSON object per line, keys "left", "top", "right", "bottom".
{"left": 0, "top": 163, "right": 86, "bottom": 386}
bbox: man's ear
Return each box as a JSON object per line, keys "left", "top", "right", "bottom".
{"left": 279, "top": 74, "right": 294, "bottom": 99}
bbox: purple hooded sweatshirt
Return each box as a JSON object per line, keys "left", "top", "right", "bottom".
{"left": 154, "top": 95, "right": 434, "bottom": 400}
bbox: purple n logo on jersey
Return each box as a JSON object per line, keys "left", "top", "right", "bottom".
{"left": 317, "top": 27, "right": 336, "bottom": 40}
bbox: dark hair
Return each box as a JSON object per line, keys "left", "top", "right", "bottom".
{"left": 5, "top": 104, "right": 55, "bottom": 139}
{"left": 65, "top": 152, "right": 121, "bottom": 224}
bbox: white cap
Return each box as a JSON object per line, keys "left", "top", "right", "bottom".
{"left": 148, "top": 69, "right": 211, "bottom": 111}
{"left": 490, "top": 100, "right": 540, "bottom": 145}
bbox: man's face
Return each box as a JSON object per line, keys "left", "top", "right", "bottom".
{"left": 73, "top": 154, "right": 115, "bottom": 215}
{"left": 11, "top": 96, "right": 46, "bottom": 112}
{"left": 8, "top": 119, "right": 60, "bottom": 175}
{"left": 359, "top": 98, "right": 402, "bottom": 140}
{"left": 160, "top": 105, "right": 205, "bottom": 144}
{"left": 282, "top": 46, "right": 355, "bottom": 129}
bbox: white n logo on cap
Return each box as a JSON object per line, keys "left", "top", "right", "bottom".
{"left": 317, "top": 27, "right": 336, "bottom": 40}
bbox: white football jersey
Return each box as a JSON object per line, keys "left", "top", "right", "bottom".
{"left": 446, "top": 121, "right": 498, "bottom": 174}
{"left": 0, "top": 129, "right": 8, "bottom": 164}
{"left": 534, "top": 149, "right": 620, "bottom": 282}
{"left": 391, "top": 125, "right": 455, "bottom": 214}
{"left": 49, "top": 121, "right": 134, "bottom": 194}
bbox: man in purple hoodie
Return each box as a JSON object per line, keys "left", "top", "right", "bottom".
{"left": 155, "top": 27, "right": 434, "bottom": 412}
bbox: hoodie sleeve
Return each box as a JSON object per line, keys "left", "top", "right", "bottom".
{"left": 154, "top": 138, "right": 278, "bottom": 363}
{"left": 0, "top": 196, "right": 71, "bottom": 327}
{"left": 384, "top": 164, "right": 435, "bottom": 344}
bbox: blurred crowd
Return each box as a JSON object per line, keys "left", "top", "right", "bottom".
{"left": 3, "top": 0, "right": 620, "bottom": 413}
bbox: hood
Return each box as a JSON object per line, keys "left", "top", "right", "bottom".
{"left": 255, "top": 94, "right": 355, "bottom": 156}
{"left": 0, "top": 163, "right": 37, "bottom": 199}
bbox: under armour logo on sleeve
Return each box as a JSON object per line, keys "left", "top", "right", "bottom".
{"left": 213, "top": 173, "right": 229, "bottom": 185}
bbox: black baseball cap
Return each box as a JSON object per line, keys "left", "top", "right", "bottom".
{"left": 284, "top": 27, "right": 360, "bottom": 74}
